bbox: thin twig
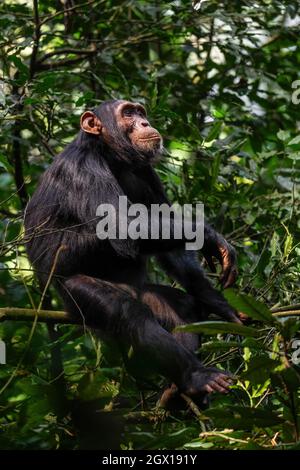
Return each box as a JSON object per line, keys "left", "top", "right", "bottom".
{"left": 30, "top": 0, "right": 41, "bottom": 79}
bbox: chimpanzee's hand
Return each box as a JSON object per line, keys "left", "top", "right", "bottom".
{"left": 182, "top": 366, "right": 235, "bottom": 396}
{"left": 202, "top": 233, "right": 238, "bottom": 288}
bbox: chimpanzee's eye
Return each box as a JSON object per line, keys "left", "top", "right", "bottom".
{"left": 123, "top": 108, "right": 134, "bottom": 117}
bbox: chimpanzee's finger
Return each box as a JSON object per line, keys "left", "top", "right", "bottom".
{"left": 222, "top": 266, "right": 238, "bottom": 288}
{"left": 237, "top": 311, "right": 249, "bottom": 322}
{"left": 209, "top": 381, "right": 228, "bottom": 393}
{"left": 204, "top": 384, "right": 214, "bottom": 394}
{"left": 215, "top": 376, "right": 233, "bottom": 388}
{"left": 204, "top": 255, "right": 216, "bottom": 272}
{"left": 221, "top": 308, "right": 242, "bottom": 324}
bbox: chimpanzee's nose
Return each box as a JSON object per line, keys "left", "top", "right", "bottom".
{"left": 140, "top": 120, "right": 149, "bottom": 127}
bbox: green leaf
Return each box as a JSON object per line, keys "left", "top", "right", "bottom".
{"left": 212, "top": 108, "right": 226, "bottom": 119}
{"left": 270, "top": 231, "right": 280, "bottom": 257}
{"left": 242, "top": 337, "right": 265, "bottom": 351}
{"left": 205, "top": 406, "right": 284, "bottom": 429}
{"left": 280, "top": 318, "right": 300, "bottom": 340}
{"left": 0, "top": 153, "right": 13, "bottom": 172}
{"left": 287, "top": 151, "right": 300, "bottom": 160}
{"left": 283, "top": 233, "right": 293, "bottom": 258}
{"left": 184, "top": 440, "right": 214, "bottom": 449}
{"left": 175, "top": 321, "right": 259, "bottom": 337}
{"left": 75, "top": 91, "right": 94, "bottom": 106}
{"left": 23, "top": 97, "right": 40, "bottom": 105}
{"left": 278, "top": 367, "right": 300, "bottom": 392}
{"left": 224, "top": 289, "right": 275, "bottom": 324}
{"left": 242, "top": 442, "right": 268, "bottom": 450}
{"left": 288, "top": 135, "right": 300, "bottom": 146}
{"left": 77, "top": 371, "right": 119, "bottom": 402}
{"left": 206, "top": 121, "right": 222, "bottom": 142}
{"left": 8, "top": 55, "right": 29, "bottom": 77}
{"left": 277, "top": 130, "right": 290, "bottom": 142}
{"left": 240, "top": 356, "right": 280, "bottom": 385}
{"left": 200, "top": 340, "right": 240, "bottom": 352}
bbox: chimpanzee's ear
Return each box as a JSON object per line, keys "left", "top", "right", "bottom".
{"left": 80, "top": 111, "right": 102, "bottom": 135}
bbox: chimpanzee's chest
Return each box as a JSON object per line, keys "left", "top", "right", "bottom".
{"left": 116, "top": 168, "right": 154, "bottom": 205}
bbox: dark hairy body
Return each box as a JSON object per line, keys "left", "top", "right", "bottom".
{"left": 25, "top": 99, "right": 240, "bottom": 399}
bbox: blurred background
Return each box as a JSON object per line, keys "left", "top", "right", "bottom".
{"left": 0, "top": 0, "right": 300, "bottom": 450}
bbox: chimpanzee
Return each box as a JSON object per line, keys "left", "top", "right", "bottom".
{"left": 24, "top": 100, "right": 240, "bottom": 400}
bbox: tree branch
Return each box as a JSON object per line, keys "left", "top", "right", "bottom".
{"left": 39, "top": 0, "right": 99, "bottom": 26}
{"left": 0, "top": 208, "right": 21, "bottom": 218}
{"left": 0, "top": 307, "right": 76, "bottom": 324}
{"left": 0, "top": 306, "right": 299, "bottom": 327}
{"left": 30, "top": 0, "right": 41, "bottom": 79}
{"left": 11, "top": 102, "right": 28, "bottom": 209}
{"left": 36, "top": 54, "right": 97, "bottom": 71}
{"left": 38, "top": 46, "right": 97, "bottom": 63}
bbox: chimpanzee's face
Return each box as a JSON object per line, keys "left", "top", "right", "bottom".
{"left": 114, "top": 101, "right": 163, "bottom": 156}
{"left": 80, "top": 100, "right": 163, "bottom": 161}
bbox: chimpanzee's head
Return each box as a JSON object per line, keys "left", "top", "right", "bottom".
{"left": 80, "top": 100, "right": 163, "bottom": 164}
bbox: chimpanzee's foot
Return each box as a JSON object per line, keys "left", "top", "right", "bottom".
{"left": 158, "top": 383, "right": 180, "bottom": 410}
{"left": 158, "top": 383, "right": 209, "bottom": 411}
{"left": 184, "top": 367, "right": 234, "bottom": 396}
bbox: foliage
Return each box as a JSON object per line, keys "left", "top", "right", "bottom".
{"left": 0, "top": 0, "right": 300, "bottom": 450}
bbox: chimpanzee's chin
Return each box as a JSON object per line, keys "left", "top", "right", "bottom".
{"left": 139, "top": 148, "right": 162, "bottom": 165}
{"left": 148, "top": 151, "right": 161, "bottom": 165}
{"left": 136, "top": 143, "right": 162, "bottom": 163}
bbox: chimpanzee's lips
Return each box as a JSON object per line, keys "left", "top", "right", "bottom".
{"left": 139, "top": 134, "right": 161, "bottom": 141}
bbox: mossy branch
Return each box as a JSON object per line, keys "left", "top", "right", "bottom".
{"left": 0, "top": 307, "right": 76, "bottom": 324}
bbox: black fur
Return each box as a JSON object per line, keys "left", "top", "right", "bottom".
{"left": 24, "top": 100, "right": 237, "bottom": 397}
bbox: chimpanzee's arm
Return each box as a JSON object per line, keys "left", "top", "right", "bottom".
{"left": 202, "top": 223, "right": 238, "bottom": 288}
{"left": 139, "top": 165, "right": 238, "bottom": 288}
{"left": 156, "top": 249, "right": 240, "bottom": 323}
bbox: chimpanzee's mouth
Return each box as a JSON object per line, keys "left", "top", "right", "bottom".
{"left": 139, "top": 134, "right": 161, "bottom": 141}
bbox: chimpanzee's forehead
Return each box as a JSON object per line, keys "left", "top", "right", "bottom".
{"left": 94, "top": 100, "right": 147, "bottom": 119}
{"left": 115, "top": 100, "right": 146, "bottom": 112}
{"left": 101, "top": 99, "right": 144, "bottom": 107}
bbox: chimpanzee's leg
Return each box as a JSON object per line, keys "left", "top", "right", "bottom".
{"left": 140, "top": 284, "right": 209, "bottom": 408}
{"left": 59, "top": 275, "right": 232, "bottom": 396}
{"left": 141, "top": 284, "right": 200, "bottom": 353}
